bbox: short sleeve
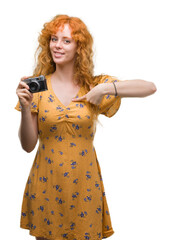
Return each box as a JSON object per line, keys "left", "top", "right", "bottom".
{"left": 97, "top": 75, "right": 121, "bottom": 118}
{"left": 14, "top": 92, "right": 39, "bottom": 113}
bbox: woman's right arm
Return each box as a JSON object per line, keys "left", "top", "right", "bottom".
{"left": 16, "top": 77, "right": 38, "bottom": 153}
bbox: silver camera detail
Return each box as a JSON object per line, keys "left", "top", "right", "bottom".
{"left": 23, "top": 75, "right": 48, "bottom": 93}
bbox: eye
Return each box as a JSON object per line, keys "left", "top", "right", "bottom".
{"left": 64, "top": 39, "right": 71, "bottom": 44}
{"left": 51, "top": 37, "right": 57, "bottom": 42}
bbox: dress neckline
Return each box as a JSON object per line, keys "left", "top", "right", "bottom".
{"left": 47, "top": 74, "right": 82, "bottom": 109}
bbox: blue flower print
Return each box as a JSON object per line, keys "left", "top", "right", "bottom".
{"left": 96, "top": 206, "right": 102, "bottom": 214}
{"left": 104, "top": 225, "right": 110, "bottom": 230}
{"left": 70, "top": 160, "right": 77, "bottom": 169}
{"left": 72, "top": 123, "right": 81, "bottom": 130}
{"left": 63, "top": 172, "right": 69, "bottom": 178}
{"left": 86, "top": 171, "right": 91, "bottom": 180}
{"left": 95, "top": 181, "right": 100, "bottom": 190}
{"left": 22, "top": 212, "right": 26, "bottom": 217}
{"left": 30, "top": 193, "right": 36, "bottom": 200}
{"left": 70, "top": 222, "right": 76, "bottom": 230}
{"left": 84, "top": 195, "right": 92, "bottom": 202}
{"left": 38, "top": 206, "right": 44, "bottom": 212}
{"left": 62, "top": 233, "right": 68, "bottom": 238}
{"left": 73, "top": 178, "right": 78, "bottom": 184}
{"left": 53, "top": 184, "right": 62, "bottom": 192}
{"left": 31, "top": 102, "right": 37, "bottom": 110}
{"left": 106, "top": 210, "right": 109, "bottom": 215}
{"left": 84, "top": 232, "right": 90, "bottom": 239}
{"left": 48, "top": 94, "right": 55, "bottom": 102}
{"left": 44, "top": 218, "right": 51, "bottom": 225}
{"left": 97, "top": 232, "right": 101, "bottom": 239}
{"left": 70, "top": 205, "right": 75, "bottom": 209}
{"left": 70, "top": 142, "right": 76, "bottom": 147}
{"left": 76, "top": 103, "right": 84, "bottom": 108}
{"left": 55, "top": 197, "right": 65, "bottom": 204}
{"left": 72, "top": 192, "right": 79, "bottom": 200}
{"left": 27, "top": 177, "right": 31, "bottom": 184}
{"left": 50, "top": 125, "right": 57, "bottom": 132}
{"left": 80, "top": 149, "right": 88, "bottom": 157}
{"left": 39, "top": 116, "right": 47, "bottom": 122}
{"left": 30, "top": 223, "right": 36, "bottom": 229}
{"left": 45, "top": 157, "right": 53, "bottom": 164}
{"left": 55, "top": 135, "right": 64, "bottom": 142}
{"left": 39, "top": 176, "right": 48, "bottom": 183}
{"left": 78, "top": 211, "right": 88, "bottom": 218}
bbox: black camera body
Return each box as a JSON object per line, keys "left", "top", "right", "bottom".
{"left": 23, "top": 75, "right": 48, "bottom": 93}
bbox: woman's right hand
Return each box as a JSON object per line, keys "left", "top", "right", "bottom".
{"left": 16, "top": 76, "right": 33, "bottom": 110}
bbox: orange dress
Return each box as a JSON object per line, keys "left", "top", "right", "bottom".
{"left": 15, "top": 74, "right": 121, "bottom": 240}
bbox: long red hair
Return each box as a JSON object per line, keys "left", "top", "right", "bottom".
{"left": 33, "top": 14, "right": 104, "bottom": 119}
{"left": 33, "top": 15, "right": 95, "bottom": 85}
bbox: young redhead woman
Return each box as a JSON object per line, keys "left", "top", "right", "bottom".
{"left": 15, "top": 15, "right": 157, "bottom": 240}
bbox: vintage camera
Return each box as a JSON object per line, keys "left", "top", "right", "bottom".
{"left": 23, "top": 75, "right": 48, "bottom": 93}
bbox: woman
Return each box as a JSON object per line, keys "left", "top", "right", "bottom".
{"left": 15, "top": 15, "right": 157, "bottom": 240}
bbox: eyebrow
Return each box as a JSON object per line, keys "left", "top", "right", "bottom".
{"left": 51, "top": 35, "right": 72, "bottom": 39}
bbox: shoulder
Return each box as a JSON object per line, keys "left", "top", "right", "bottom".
{"left": 93, "top": 74, "right": 118, "bottom": 85}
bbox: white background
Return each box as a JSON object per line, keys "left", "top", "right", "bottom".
{"left": 0, "top": 0, "right": 170, "bottom": 240}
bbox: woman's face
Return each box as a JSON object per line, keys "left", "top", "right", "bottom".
{"left": 49, "top": 24, "right": 77, "bottom": 66}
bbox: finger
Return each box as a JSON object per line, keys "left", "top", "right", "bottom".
{"left": 21, "top": 76, "right": 32, "bottom": 81}
{"left": 18, "top": 81, "right": 30, "bottom": 90}
{"left": 72, "top": 95, "right": 87, "bottom": 101}
{"left": 18, "top": 93, "right": 33, "bottom": 101}
{"left": 17, "top": 88, "right": 33, "bottom": 99}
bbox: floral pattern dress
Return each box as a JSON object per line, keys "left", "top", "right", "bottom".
{"left": 15, "top": 74, "right": 121, "bottom": 240}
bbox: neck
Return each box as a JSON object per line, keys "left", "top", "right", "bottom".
{"left": 52, "top": 62, "right": 76, "bottom": 85}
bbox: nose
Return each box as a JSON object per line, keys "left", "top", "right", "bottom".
{"left": 55, "top": 40, "right": 62, "bottom": 49}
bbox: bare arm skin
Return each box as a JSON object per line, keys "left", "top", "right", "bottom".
{"left": 18, "top": 109, "right": 38, "bottom": 153}
{"left": 102, "top": 79, "right": 157, "bottom": 98}
{"left": 16, "top": 77, "right": 39, "bottom": 153}
{"left": 72, "top": 79, "right": 157, "bottom": 106}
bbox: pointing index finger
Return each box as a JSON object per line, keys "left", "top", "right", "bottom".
{"left": 72, "top": 95, "right": 87, "bottom": 101}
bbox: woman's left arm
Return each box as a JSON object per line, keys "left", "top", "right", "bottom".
{"left": 103, "top": 80, "right": 157, "bottom": 98}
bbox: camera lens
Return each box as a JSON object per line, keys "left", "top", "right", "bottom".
{"left": 29, "top": 81, "right": 40, "bottom": 92}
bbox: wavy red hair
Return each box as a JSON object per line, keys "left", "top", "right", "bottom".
{"left": 33, "top": 15, "right": 94, "bottom": 84}
{"left": 33, "top": 14, "right": 105, "bottom": 119}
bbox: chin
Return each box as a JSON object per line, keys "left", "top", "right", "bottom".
{"left": 53, "top": 58, "right": 65, "bottom": 64}
{"left": 53, "top": 58, "right": 75, "bottom": 66}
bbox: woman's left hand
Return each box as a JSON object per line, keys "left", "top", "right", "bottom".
{"left": 72, "top": 83, "right": 105, "bottom": 105}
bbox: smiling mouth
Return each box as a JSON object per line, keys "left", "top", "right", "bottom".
{"left": 53, "top": 52, "right": 65, "bottom": 58}
{"left": 54, "top": 52, "right": 65, "bottom": 55}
